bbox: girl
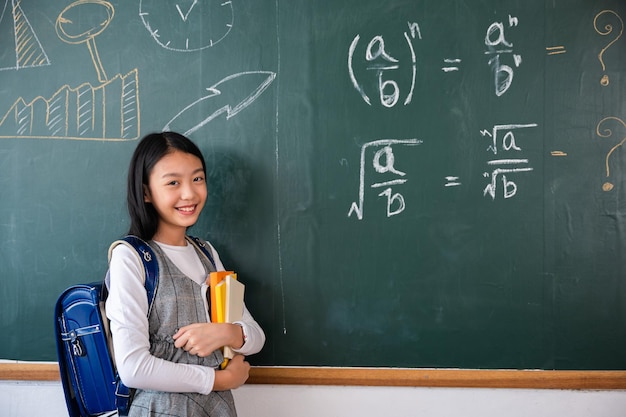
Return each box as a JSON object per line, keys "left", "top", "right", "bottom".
{"left": 106, "top": 132, "right": 265, "bottom": 417}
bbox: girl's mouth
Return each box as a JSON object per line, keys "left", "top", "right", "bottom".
{"left": 176, "top": 205, "right": 197, "bottom": 214}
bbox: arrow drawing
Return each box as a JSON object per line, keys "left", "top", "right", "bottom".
{"left": 163, "top": 71, "right": 276, "bottom": 136}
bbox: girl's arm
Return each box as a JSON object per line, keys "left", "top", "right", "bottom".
{"left": 206, "top": 242, "right": 266, "bottom": 356}
{"left": 172, "top": 304, "right": 265, "bottom": 358}
{"left": 231, "top": 305, "right": 266, "bottom": 355}
{"left": 172, "top": 243, "right": 266, "bottom": 358}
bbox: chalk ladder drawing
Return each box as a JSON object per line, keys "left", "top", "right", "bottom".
{"left": 0, "top": 0, "right": 141, "bottom": 140}
{"left": 0, "top": 0, "right": 51, "bottom": 71}
{"left": 163, "top": 71, "right": 276, "bottom": 137}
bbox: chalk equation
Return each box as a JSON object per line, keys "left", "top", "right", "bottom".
{"left": 347, "top": 125, "right": 537, "bottom": 220}
{"left": 348, "top": 22, "right": 419, "bottom": 107}
{"left": 347, "top": 126, "right": 538, "bottom": 220}
{"left": 482, "top": 123, "right": 538, "bottom": 156}
{"left": 481, "top": 123, "right": 537, "bottom": 199}
{"left": 485, "top": 15, "right": 522, "bottom": 97}
{"left": 348, "top": 139, "right": 422, "bottom": 220}
{"left": 348, "top": 15, "right": 527, "bottom": 104}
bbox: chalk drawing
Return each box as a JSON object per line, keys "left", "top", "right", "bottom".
{"left": 594, "top": 10, "right": 624, "bottom": 86}
{"left": 0, "top": 0, "right": 140, "bottom": 140}
{"left": 0, "top": 0, "right": 50, "bottom": 71}
{"left": 140, "top": 0, "right": 234, "bottom": 52}
{"left": 163, "top": 71, "right": 276, "bottom": 137}
{"left": 596, "top": 116, "right": 626, "bottom": 192}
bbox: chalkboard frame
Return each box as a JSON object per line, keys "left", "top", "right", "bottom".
{"left": 3, "top": 0, "right": 626, "bottom": 373}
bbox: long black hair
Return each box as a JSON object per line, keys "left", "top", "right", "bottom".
{"left": 126, "top": 131, "right": 207, "bottom": 240}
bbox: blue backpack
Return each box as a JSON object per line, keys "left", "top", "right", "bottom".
{"left": 54, "top": 236, "right": 215, "bottom": 417}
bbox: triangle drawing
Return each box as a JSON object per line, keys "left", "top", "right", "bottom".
{"left": 0, "top": 0, "right": 51, "bottom": 71}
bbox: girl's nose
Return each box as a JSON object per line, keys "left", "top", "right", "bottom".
{"left": 180, "top": 182, "right": 196, "bottom": 199}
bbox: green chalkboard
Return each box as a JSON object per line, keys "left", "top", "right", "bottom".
{"left": 1, "top": 0, "right": 625, "bottom": 371}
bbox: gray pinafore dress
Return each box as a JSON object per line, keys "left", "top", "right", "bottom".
{"left": 128, "top": 239, "right": 236, "bottom": 417}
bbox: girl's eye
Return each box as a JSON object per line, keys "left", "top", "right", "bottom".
{"left": 194, "top": 176, "right": 205, "bottom": 182}
{"left": 168, "top": 180, "right": 179, "bottom": 186}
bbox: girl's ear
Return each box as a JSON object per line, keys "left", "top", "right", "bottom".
{"left": 143, "top": 184, "right": 152, "bottom": 203}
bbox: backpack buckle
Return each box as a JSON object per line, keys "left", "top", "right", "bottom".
{"left": 140, "top": 249, "right": 152, "bottom": 262}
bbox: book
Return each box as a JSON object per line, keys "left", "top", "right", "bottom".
{"left": 223, "top": 275, "right": 245, "bottom": 360}
{"left": 208, "top": 271, "right": 234, "bottom": 322}
{"left": 208, "top": 271, "right": 245, "bottom": 368}
{"left": 214, "top": 279, "right": 227, "bottom": 324}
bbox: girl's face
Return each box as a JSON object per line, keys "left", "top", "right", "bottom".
{"left": 144, "top": 150, "right": 207, "bottom": 244}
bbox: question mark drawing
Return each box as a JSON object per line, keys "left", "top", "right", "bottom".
{"left": 593, "top": 10, "right": 624, "bottom": 87}
{"left": 596, "top": 117, "right": 626, "bottom": 192}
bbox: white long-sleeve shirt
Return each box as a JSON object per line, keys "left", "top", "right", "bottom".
{"left": 105, "top": 239, "right": 265, "bottom": 395}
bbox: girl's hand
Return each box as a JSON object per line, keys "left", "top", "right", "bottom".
{"left": 173, "top": 322, "right": 244, "bottom": 357}
{"left": 213, "top": 355, "right": 250, "bottom": 391}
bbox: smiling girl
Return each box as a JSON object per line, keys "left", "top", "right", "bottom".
{"left": 106, "top": 132, "right": 265, "bottom": 417}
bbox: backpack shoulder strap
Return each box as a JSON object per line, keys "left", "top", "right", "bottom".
{"left": 186, "top": 235, "right": 217, "bottom": 271}
{"left": 108, "top": 236, "right": 159, "bottom": 314}
{"left": 106, "top": 236, "right": 160, "bottom": 416}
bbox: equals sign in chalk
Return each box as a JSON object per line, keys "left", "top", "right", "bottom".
{"left": 445, "top": 176, "right": 461, "bottom": 187}
{"left": 550, "top": 151, "right": 568, "bottom": 156}
{"left": 442, "top": 58, "right": 461, "bottom": 72}
{"left": 546, "top": 46, "right": 566, "bottom": 55}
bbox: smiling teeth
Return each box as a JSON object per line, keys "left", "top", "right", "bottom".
{"left": 178, "top": 206, "right": 194, "bottom": 212}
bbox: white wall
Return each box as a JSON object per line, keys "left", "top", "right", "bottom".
{"left": 2, "top": 380, "right": 626, "bottom": 417}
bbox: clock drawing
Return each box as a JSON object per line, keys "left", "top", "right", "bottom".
{"left": 139, "top": 0, "right": 234, "bottom": 52}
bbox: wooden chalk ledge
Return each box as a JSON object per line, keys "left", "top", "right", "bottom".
{"left": 1, "top": 363, "right": 625, "bottom": 390}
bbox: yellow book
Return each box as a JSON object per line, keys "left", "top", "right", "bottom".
{"left": 214, "top": 280, "right": 226, "bottom": 324}
{"left": 208, "top": 271, "right": 234, "bottom": 322}
{"left": 208, "top": 272, "right": 243, "bottom": 368}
